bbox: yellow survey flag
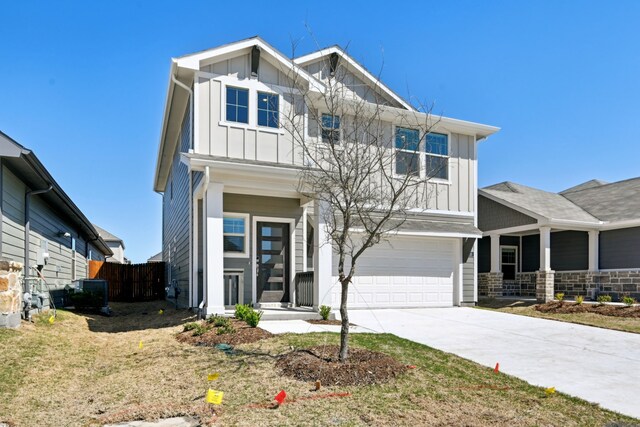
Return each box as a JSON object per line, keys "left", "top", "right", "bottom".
{"left": 48, "top": 315, "right": 55, "bottom": 324}
{"left": 158, "top": 309, "right": 164, "bottom": 315}
{"left": 206, "top": 389, "right": 224, "bottom": 405}
{"left": 207, "top": 373, "right": 220, "bottom": 381}
{"left": 138, "top": 340, "right": 143, "bottom": 349}
{"left": 545, "top": 387, "right": 556, "bottom": 396}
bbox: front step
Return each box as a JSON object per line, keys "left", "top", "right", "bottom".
{"left": 224, "top": 306, "right": 336, "bottom": 321}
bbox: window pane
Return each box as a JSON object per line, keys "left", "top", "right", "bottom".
{"left": 224, "top": 236, "right": 244, "bottom": 252}
{"left": 226, "top": 105, "right": 236, "bottom": 122}
{"left": 224, "top": 217, "right": 245, "bottom": 234}
{"left": 426, "top": 133, "right": 448, "bottom": 155}
{"left": 257, "top": 110, "right": 268, "bottom": 126}
{"left": 395, "top": 127, "right": 419, "bottom": 151}
{"left": 426, "top": 155, "right": 448, "bottom": 179}
{"left": 237, "top": 88, "right": 248, "bottom": 107}
{"left": 257, "top": 92, "right": 279, "bottom": 128}
{"left": 322, "top": 129, "right": 340, "bottom": 144}
{"left": 237, "top": 106, "right": 248, "bottom": 123}
{"left": 226, "top": 87, "right": 249, "bottom": 124}
{"left": 227, "top": 87, "right": 237, "bottom": 104}
{"left": 268, "top": 112, "right": 278, "bottom": 128}
{"left": 503, "top": 264, "right": 516, "bottom": 280}
{"left": 396, "top": 151, "right": 419, "bottom": 176}
{"left": 321, "top": 114, "right": 339, "bottom": 129}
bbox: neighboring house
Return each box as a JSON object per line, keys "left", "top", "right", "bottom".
{"left": 147, "top": 251, "right": 162, "bottom": 263}
{"left": 0, "top": 131, "right": 112, "bottom": 323}
{"left": 477, "top": 178, "right": 640, "bottom": 301}
{"left": 154, "top": 36, "right": 499, "bottom": 315}
{"left": 93, "top": 224, "right": 129, "bottom": 264}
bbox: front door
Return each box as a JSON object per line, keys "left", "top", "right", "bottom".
{"left": 257, "top": 222, "right": 290, "bottom": 303}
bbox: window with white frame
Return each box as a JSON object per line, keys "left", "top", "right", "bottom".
{"left": 223, "top": 214, "right": 249, "bottom": 256}
{"left": 425, "top": 132, "right": 449, "bottom": 180}
{"left": 257, "top": 92, "right": 279, "bottom": 128}
{"left": 321, "top": 114, "right": 341, "bottom": 144}
{"left": 226, "top": 87, "right": 249, "bottom": 124}
{"left": 500, "top": 246, "right": 518, "bottom": 281}
{"left": 395, "top": 127, "right": 420, "bottom": 176}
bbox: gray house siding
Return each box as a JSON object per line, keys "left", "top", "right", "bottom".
{"left": 478, "top": 195, "right": 536, "bottom": 232}
{"left": 600, "top": 227, "right": 640, "bottom": 269}
{"left": 222, "top": 193, "right": 303, "bottom": 304}
{"left": 162, "top": 105, "right": 192, "bottom": 308}
{"left": 521, "top": 234, "right": 539, "bottom": 272}
{"left": 462, "top": 239, "right": 475, "bottom": 302}
{"left": 551, "top": 231, "right": 588, "bottom": 271}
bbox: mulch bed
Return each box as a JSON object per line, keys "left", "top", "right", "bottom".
{"left": 536, "top": 301, "right": 640, "bottom": 318}
{"left": 305, "top": 319, "right": 354, "bottom": 326}
{"left": 276, "top": 345, "right": 408, "bottom": 386}
{"left": 176, "top": 319, "right": 273, "bottom": 346}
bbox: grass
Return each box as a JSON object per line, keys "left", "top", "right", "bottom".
{"left": 0, "top": 302, "right": 637, "bottom": 426}
{"left": 477, "top": 299, "right": 640, "bottom": 334}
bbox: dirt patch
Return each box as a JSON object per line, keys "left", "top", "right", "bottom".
{"left": 176, "top": 319, "right": 273, "bottom": 346}
{"left": 536, "top": 301, "right": 640, "bottom": 318}
{"left": 305, "top": 319, "right": 352, "bottom": 326}
{"left": 276, "top": 345, "right": 408, "bottom": 386}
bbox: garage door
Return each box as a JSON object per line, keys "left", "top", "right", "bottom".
{"left": 331, "top": 236, "right": 455, "bottom": 308}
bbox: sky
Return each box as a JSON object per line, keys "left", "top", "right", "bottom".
{"left": 1, "top": 1, "right": 639, "bottom": 262}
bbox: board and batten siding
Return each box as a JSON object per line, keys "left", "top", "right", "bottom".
{"left": 1, "top": 165, "right": 92, "bottom": 289}
{"left": 462, "top": 239, "right": 476, "bottom": 303}
{"left": 162, "top": 104, "right": 192, "bottom": 307}
{"left": 222, "top": 193, "right": 304, "bottom": 304}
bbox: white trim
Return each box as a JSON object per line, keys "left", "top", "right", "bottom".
{"left": 500, "top": 245, "right": 518, "bottom": 280}
{"left": 222, "top": 212, "right": 250, "bottom": 258}
{"left": 251, "top": 216, "right": 297, "bottom": 307}
{"left": 453, "top": 238, "right": 463, "bottom": 306}
{"left": 407, "top": 208, "right": 475, "bottom": 218}
{"left": 302, "top": 205, "right": 308, "bottom": 272}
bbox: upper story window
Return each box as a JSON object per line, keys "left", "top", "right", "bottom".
{"left": 223, "top": 214, "right": 249, "bottom": 257}
{"left": 257, "top": 92, "right": 279, "bottom": 128}
{"left": 321, "top": 114, "right": 341, "bottom": 144}
{"left": 226, "top": 87, "right": 249, "bottom": 124}
{"left": 426, "top": 133, "right": 449, "bottom": 180}
{"left": 395, "top": 127, "right": 420, "bottom": 176}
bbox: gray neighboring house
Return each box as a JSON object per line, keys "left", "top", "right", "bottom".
{"left": 92, "top": 224, "right": 128, "bottom": 264}
{"left": 147, "top": 251, "right": 162, "bottom": 263}
{"left": 153, "top": 36, "right": 499, "bottom": 315}
{"left": 477, "top": 178, "right": 640, "bottom": 301}
{"left": 0, "top": 131, "right": 112, "bottom": 326}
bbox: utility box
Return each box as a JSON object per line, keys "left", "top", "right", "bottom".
{"left": 72, "top": 279, "right": 110, "bottom": 315}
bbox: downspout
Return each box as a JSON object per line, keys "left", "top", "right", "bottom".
{"left": 171, "top": 73, "right": 194, "bottom": 151}
{"left": 24, "top": 185, "right": 53, "bottom": 277}
{"left": 199, "top": 166, "right": 210, "bottom": 316}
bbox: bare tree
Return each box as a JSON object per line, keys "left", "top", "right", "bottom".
{"left": 282, "top": 43, "right": 443, "bottom": 361}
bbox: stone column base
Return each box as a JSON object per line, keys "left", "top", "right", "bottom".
{"left": 536, "top": 270, "right": 555, "bottom": 302}
{"left": 485, "top": 272, "right": 504, "bottom": 298}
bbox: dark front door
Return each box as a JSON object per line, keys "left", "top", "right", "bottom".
{"left": 257, "top": 222, "right": 290, "bottom": 303}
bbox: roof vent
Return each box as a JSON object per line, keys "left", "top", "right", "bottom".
{"left": 251, "top": 45, "right": 260, "bottom": 78}
{"left": 329, "top": 52, "right": 340, "bottom": 76}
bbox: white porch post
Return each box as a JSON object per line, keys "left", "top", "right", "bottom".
{"left": 490, "top": 234, "right": 501, "bottom": 273}
{"left": 539, "top": 226, "right": 551, "bottom": 271}
{"left": 204, "top": 182, "right": 225, "bottom": 316}
{"left": 588, "top": 230, "right": 599, "bottom": 271}
{"left": 313, "top": 200, "right": 332, "bottom": 310}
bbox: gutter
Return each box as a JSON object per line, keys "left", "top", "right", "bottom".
{"left": 171, "top": 73, "right": 194, "bottom": 151}
{"left": 24, "top": 185, "right": 53, "bottom": 276}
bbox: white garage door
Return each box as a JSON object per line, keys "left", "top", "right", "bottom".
{"left": 331, "top": 236, "right": 456, "bottom": 308}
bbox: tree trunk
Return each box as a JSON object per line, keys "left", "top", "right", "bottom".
{"left": 339, "top": 279, "right": 350, "bottom": 362}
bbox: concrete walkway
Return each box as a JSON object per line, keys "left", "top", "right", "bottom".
{"left": 343, "top": 307, "right": 640, "bottom": 419}
{"left": 260, "top": 319, "right": 377, "bottom": 334}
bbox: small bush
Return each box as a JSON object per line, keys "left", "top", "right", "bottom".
{"left": 234, "top": 304, "right": 252, "bottom": 320}
{"left": 192, "top": 323, "right": 209, "bottom": 336}
{"left": 575, "top": 295, "right": 584, "bottom": 305}
{"left": 183, "top": 322, "right": 199, "bottom": 332}
{"left": 207, "top": 315, "right": 230, "bottom": 328}
{"left": 244, "top": 309, "right": 263, "bottom": 328}
{"left": 597, "top": 294, "right": 612, "bottom": 304}
{"left": 319, "top": 305, "right": 331, "bottom": 321}
{"left": 622, "top": 296, "right": 636, "bottom": 306}
{"left": 555, "top": 293, "right": 565, "bottom": 302}
{"left": 216, "top": 324, "right": 236, "bottom": 335}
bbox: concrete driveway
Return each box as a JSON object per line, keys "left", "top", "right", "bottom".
{"left": 345, "top": 307, "right": 640, "bottom": 419}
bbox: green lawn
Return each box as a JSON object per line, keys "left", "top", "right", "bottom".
{"left": 0, "top": 302, "right": 636, "bottom": 426}
{"left": 477, "top": 299, "right": 640, "bottom": 334}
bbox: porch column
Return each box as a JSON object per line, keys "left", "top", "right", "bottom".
{"left": 588, "top": 230, "right": 599, "bottom": 271}
{"left": 486, "top": 234, "right": 503, "bottom": 298}
{"left": 536, "top": 226, "right": 554, "bottom": 302}
{"left": 490, "top": 234, "right": 500, "bottom": 273}
{"left": 313, "top": 199, "right": 332, "bottom": 310}
{"left": 204, "top": 182, "right": 225, "bottom": 316}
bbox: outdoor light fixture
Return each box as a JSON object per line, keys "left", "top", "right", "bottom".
{"left": 58, "top": 231, "right": 71, "bottom": 238}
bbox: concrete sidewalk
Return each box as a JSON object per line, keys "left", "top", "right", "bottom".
{"left": 344, "top": 307, "right": 640, "bottom": 419}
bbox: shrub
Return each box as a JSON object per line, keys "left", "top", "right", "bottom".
{"left": 191, "top": 323, "right": 209, "bottom": 336}
{"left": 597, "top": 294, "right": 612, "bottom": 304}
{"left": 207, "top": 315, "right": 230, "bottom": 328}
{"left": 244, "top": 309, "right": 263, "bottom": 328}
{"left": 554, "top": 293, "right": 565, "bottom": 302}
{"left": 575, "top": 295, "right": 584, "bottom": 305}
{"left": 234, "top": 304, "right": 252, "bottom": 320}
{"left": 216, "top": 324, "right": 236, "bottom": 335}
{"left": 622, "top": 296, "right": 636, "bottom": 306}
{"left": 319, "top": 305, "right": 331, "bottom": 321}
{"left": 183, "top": 322, "right": 199, "bottom": 332}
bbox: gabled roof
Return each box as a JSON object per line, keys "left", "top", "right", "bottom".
{"left": 560, "top": 179, "right": 608, "bottom": 194}
{"left": 0, "top": 131, "right": 113, "bottom": 256}
{"left": 293, "top": 45, "right": 415, "bottom": 111}
{"left": 560, "top": 177, "right": 640, "bottom": 222}
{"left": 92, "top": 223, "right": 125, "bottom": 249}
{"left": 480, "top": 181, "right": 601, "bottom": 224}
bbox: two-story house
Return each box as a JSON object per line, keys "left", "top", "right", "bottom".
{"left": 153, "top": 37, "right": 499, "bottom": 316}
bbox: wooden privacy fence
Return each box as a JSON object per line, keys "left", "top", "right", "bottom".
{"left": 89, "top": 261, "right": 166, "bottom": 302}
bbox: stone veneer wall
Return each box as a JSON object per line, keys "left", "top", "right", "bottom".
{"left": 478, "top": 272, "right": 503, "bottom": 297}
{"left": 0, "top": 259, "right": 24, "bottom": 328}
{"left": 555, "top": 270, "right": 640, "bottom": 300}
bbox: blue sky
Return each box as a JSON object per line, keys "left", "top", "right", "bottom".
{"left": 1, "top": 1, "right": 639, "bottom": 262}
